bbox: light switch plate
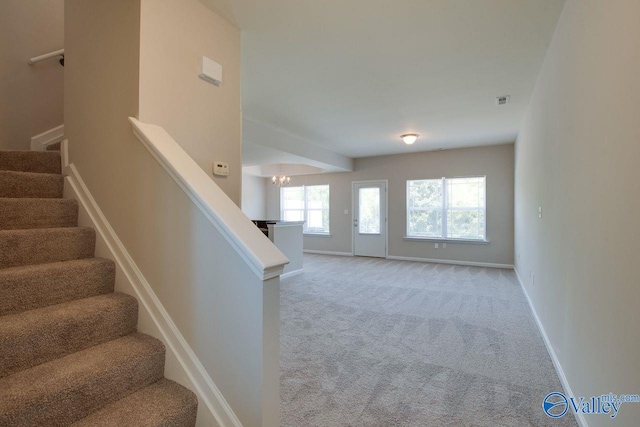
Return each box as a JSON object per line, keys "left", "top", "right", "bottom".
{"left": 213, "top": 162, "right": 229, "bottom": 176}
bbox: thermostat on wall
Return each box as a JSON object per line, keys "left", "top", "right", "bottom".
{"left": 213, "top": 162, "right": 229, "bottom": 176}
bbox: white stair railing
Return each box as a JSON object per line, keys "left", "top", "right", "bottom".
{"left": 129, "top": 117, "right": 289, "bottom": 280}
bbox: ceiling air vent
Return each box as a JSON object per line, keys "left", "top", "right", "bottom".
{"left": 496, "top": 95, "right": 510, "bottom": 106}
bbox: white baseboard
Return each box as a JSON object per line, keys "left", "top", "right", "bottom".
{"left": 386, "top": 255, "right": 513, "bottom": 269}
{"left": 303, "top": 250, "right": 353, "bottom": 257}
{"left": 514, "top": 268, "right": 587, "bottom": 427}
{"left": 61, "top": 141, "right": 240, "bottom": 427}
{"left": 280, "top": 268, "right": 303, "bottom": 279}
{"left": 31, "top": 125, "right": 64, "bottom": 151}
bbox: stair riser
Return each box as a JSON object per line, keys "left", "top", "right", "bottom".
{"left": 0, "top": 151, "right": 61, "bottom": 174}
{"left": 0, "top": 228, "right": 95, "bottom": 268}
{"left": 0, "top": 171, "right": 63, "bottom": 198}
{"left": 0, "top": 294, "right": 138, "bottom": 377}
{"left": 0, "top": 259, "right": 115, "bottom": 316}
{"left": 0, "top": 198, "right": 78, "bottom": 230}
{"left": 0, "top": 335, "right": 166, "bottom": 426}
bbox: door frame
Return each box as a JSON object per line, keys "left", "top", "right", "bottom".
{"left": 351, "top": 180, "right": 388, "bottom": 258}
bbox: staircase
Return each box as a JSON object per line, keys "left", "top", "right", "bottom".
{"left": 0, "top": 149, "right": 198, "bottom": 426}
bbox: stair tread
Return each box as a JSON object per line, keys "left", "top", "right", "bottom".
{"left": 72, "top": 379, "right": 198, "bottom": 427}
{"left": 0, "top": 258, "right": 115, "bottom": 315}
{"left": 0, "top": 293, "right": 138, "bottom": 378}
{"left": 0, "top": 227, "right": 95, "bottom": 268}
{"left": 0, "top": 333, "right": 165, "bottom": 426}
{"left": 0, "top": 197, "right": 78, "bottom": 230}
{"left": 0, "top": 170, "right": 63, "bottom": 198}
{"left": 0, "top": 150, "right": 61, "bottom": 174}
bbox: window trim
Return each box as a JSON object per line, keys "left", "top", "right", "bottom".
{"left": 280, "top": 184, "right": 330, "bottom": 235}
{"left": 406, "top": 176, "right": 487, "bottom": 241}
{"left": 403, "top": 236, "right": 489, "bottom": 244}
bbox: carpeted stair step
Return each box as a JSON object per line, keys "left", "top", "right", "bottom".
{"left": 0, "top": 293, "right": 138, "bottom": 378}
{"left": 0, "top": 198, "right": 78, "bottom": 230}
{"left": 72, "top": 379, "right": 198, "bottom": 427}
{"left": 0, "top": 170, "right": 63, "bottom": 198}
{"left": 0, "top": 150, "right": 61, "bottom": 174}
{"left": 0, "top": 258, "right": 115, "bottom": 316}
{"left": 0, "top": 333, "right": 165, "bottom": 426}
{"left": 0, "top": 227, "right": 95, "bottom": 268}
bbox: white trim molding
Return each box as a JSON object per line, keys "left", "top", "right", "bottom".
{"left": 514, "top": 268, "right": 587, "bottom": 427}
{"left": 129, "top": 118, "right": 288, "bottom": 281}
{"left": 31, "top": 124, "right": 64, "bottom": 151}
{"left": 280, "top": 268, "right": 304, "bottom": 279}
{"left": 61, "top": 140, "right": 241, "bottom": 427}
{"left": 403, "top": 236, "right": 490, "bottom": 245}
{"left": 303, "top": 250, "right": 354, "bottom": 257}
{"left": 386, "top": 255, "right": 513, "bottom": 269}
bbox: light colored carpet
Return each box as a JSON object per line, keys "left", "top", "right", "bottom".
{"left": 280, "top": 254, "right": 577, "bottom": 426}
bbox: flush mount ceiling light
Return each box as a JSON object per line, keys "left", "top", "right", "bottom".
{"left": 401, "top": 134, "right": 419, "bottom": 145}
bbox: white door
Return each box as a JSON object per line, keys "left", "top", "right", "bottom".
{"left": 353, "top": 181, "right": 387, "bottom": 257}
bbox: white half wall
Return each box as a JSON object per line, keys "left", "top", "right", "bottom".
{"left": 515, "top": 1, "right": 640, "bottom": 425}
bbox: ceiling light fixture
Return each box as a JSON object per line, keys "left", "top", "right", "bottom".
{"left": 401, "top": 134, "right": 419, "bottom": 145}
{"left": 272, "top": 175, "right": 291, "bottom": 186}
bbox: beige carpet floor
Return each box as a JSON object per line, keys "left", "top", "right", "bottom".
{"left": 280, "top": 254, "right": 577, "bottom": 426}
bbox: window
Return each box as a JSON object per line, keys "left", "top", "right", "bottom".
{"left": 281, "top": 185, "right": 330, "bottom": 234}
{"left": 407, "top": 177, "right": 486, "bottom": 241}
{"left": 358, "top": 187, "right": 380, "bottom": 234}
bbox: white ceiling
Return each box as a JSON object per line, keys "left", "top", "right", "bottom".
{"left": 203, "top": 0, "right": 565, "bottom": 159}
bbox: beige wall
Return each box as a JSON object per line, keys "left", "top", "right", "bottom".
{"left": 65, "top": 1, "right": 273, "bottom": 425}
{"left": 242, "top": 173, "right": 267, "bottom": 219}
{"left": 139, "top": 0, "right": 241, "bottom": 204}
{"left": 0, "top": 0, "right": 64, "bottom": 150}
{"left": 267, "top": 144, "right": 514, "bottom": 266}
{"left": 515, "top": 0, "right": 640, "bottom": 425}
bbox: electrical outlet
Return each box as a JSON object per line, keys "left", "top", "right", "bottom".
{"left": 434, "top": 243, "right": 439, "bottom": 249}
{"left": 538, "top": 206, "right": 542, "bottom": 219}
